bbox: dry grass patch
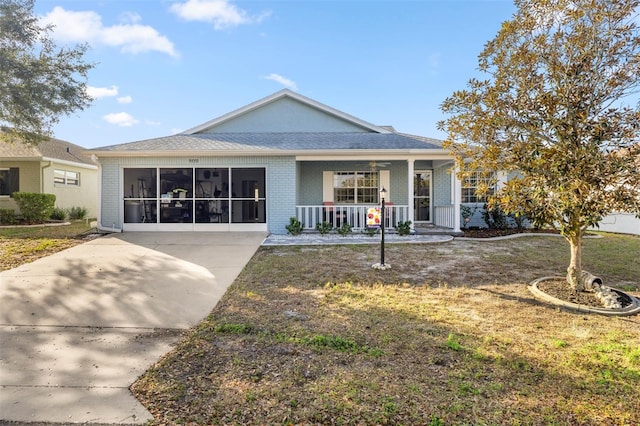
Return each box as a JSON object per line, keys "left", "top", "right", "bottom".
{"left": 0, "top": 221, "right": 96, "bottom": 271}
{"left": 133, "top": 234, "right": 640, "bottom": 425}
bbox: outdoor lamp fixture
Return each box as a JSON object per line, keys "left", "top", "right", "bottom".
{"left": 380, "top": 187, "right": 387, "bottom": 266}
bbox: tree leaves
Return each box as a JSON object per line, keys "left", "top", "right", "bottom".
{"left": 0, "top": 0, "right": 94, "bottom": 145}
{"left": 439, "top": 0, "right": 640, "bottom": 289}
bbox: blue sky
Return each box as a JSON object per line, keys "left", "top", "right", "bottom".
{"left": 34, "top": 0, "right": 517, "bottom": 148}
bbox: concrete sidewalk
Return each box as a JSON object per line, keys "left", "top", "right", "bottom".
{"left": 0, "top": 232, "right": 265, "bottom": 424}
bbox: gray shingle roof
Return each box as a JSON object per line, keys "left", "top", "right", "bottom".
{"left": 91, "top": 132, "right": 444, "bottom": 153}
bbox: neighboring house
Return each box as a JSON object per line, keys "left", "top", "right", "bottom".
{"left": 595, "top": 213, "right": 640, "bottom": 236}
{"left": 90, "top": 89, "right": 468, "bottom": 234}
{"left": 0, "top": 134, "right": 99, "bottom": 218}
{"left": 592, "top": 143, "right": 640, "bottom": 236}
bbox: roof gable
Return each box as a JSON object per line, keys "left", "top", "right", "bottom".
{"left": 184, "top": 89, "right": 392, "bottom": 135}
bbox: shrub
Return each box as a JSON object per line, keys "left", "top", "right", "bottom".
{"left": 50, "top": 207, "right": 67, "bottom": 220}
{"left": 0, "top": 208, "right": 16, "bottom": 225}
{"left": 67, "top": 206, "right": 88, "bottom": 220}
{"left": 482, "top": 204, "right": 509, "bottom": 230}
{"left": 315, "top": 221, "right": 333, "bottom": 235}
{"left": 460, "top": 204, "right": 479, "bottom": 229}
{"left": 394, "top": 220, "right": 412, "bottom": 236}
{"left": 362, "top": 226, "right": 379, "bottom": 237}
{"left": 12, "top": 192, "right": 56, "bottom": 223}
{"left": 337, "top": 222, "right": 352, "bottom": 236}
{"left": 285, "top": 217, "right": 304, "bottom": 236}
{"left": 511, "top": 212, "right": 528, "bottom": 231}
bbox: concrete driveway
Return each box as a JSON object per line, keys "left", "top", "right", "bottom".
{"left": 0, "top": 232, "right": 266, "bottom": 424}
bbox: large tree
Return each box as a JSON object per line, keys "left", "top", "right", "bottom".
{"left": 0, "top": 0, "right": 93, "bottom": 145}
{"left": 439, "top": 0, "right": 640, "bottom": 291}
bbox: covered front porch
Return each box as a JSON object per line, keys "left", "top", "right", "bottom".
{"left": 295, "top": 203, "right": 457, "bottom": 232}
{"left": 293, "top": 156, "right": 462, "bottom": 233}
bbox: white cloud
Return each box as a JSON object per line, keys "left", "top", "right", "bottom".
{"left": 117, "top": 96, "right": 133, "bottom": 104}
{"left": 103, "top": 112, "right": 139, "bottom": 127}
{"left": 264, "top": 73, "right": 297, "bottom": 90}
{"left": 40, "top": 7, "right": 178, "bottom": 57}
{"left": 119, "top": 11, "right": 142, "bottom": 25}
{"left": 87, "top": 85, "right": 119, "bottom": 99}
{"left": 170, "top": 0, "right": 270, "bottom": 30}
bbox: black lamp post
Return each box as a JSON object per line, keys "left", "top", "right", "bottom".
{"left": 380, "top": 187, "right": 387, "bottom": 266}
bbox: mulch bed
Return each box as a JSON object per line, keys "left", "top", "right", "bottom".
{"left": 537, "top": 278, "right": 635, "bottom": 309}
{"left": 462, "top": 227, "right": 560, "bottom": 238}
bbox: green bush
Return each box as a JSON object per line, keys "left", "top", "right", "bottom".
{"left": 337, "top": 222, "right": 352, "bottom": 236}
{"left": 285, "top": 217, "right": 304, "bottom": 236}
{"left": 394, "top": 220, "right": 412, "bottom": 236}
{"left": 482, "top": 204, "right": 509, "bottom": 230}
{"left": 67, "top": 206, "right": 88, "bottom": 220}
{"left": 12, "top": 192, "right": 56, "bottom": 223}
{"left": 0, "top": 208, "right": 16, "bottom": 225}
{"left": 50, "top": 207, "right": 67, "bottom": 220}
{"left": 315, "top": 221, "right": 333, "bottom": 235}
{"left": 362, "top": 226, "right": 379, "bottom": 237}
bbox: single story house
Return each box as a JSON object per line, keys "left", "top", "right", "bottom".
{"left": 90, "top": 90, "right": 470, "bottom": 234}
{"left": 0, "top": 134, "right": 99, "bottom": 217}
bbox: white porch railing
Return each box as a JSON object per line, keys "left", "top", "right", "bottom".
{"left": 296, "top": 205, "right": 410, "bottom": 231}
{"left": 434, "top": 205, "right": 455, "bottom": 229}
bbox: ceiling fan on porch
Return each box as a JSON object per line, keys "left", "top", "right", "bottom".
{"left": 369, "top": 161, "right": 391, "bottom": 171}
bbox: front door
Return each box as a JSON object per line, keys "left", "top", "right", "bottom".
{"left": 414, "top": 171, "right": 432, "bottom": 223}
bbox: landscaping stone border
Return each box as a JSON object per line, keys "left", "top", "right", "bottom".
{"left": 529, "top": 276, "right": 640, "bottom": 316}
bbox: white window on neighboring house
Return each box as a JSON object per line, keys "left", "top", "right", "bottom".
{"left": 333, "top": 171, "right": 380, "bottom": 204}
{"left": 461, "top": 171, "right": 496, "bottom": 203}
{"left": 54, "top": 169, "right": 80, "bottom": 186}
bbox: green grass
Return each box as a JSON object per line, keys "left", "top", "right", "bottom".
{"left": 0, "top": 220, "right": 96, "bottom": 270}
{"left": 0, "top": 219, "right": 94, "bottom": 238}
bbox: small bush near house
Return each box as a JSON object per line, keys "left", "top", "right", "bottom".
{"left": 395, "top": 220, "right": 412, "bottom": 236}
{"left": 285, "top": 217, "right": 304, "bottom": 236}
{"left": 511, "top": 212, "right": 528, "bottom": 231}
{"left": 0, "top": 208, "right": 16, "bottom": 225}
{"left": 337, "top": 222, "right": 352, "bottom": 236}
{"left": 482, "top": 204, "right": 509, "bottom": 230}
{"left": 362, "top": 226, "right": 379, "bottom": 237}
{"left": 315, "top": 221, "right": 333, "bottom": 235}
{"left": 50, "top": 207, "right": 67, "bottom": 221}
{"left": 460, "top": 205, "right": 480, "bottom": 229}
{"left": 12, "top": 192, "right": 56, "bottom": 223}
{"left": 67, "top": 206, "right": 88, "bottom": 220}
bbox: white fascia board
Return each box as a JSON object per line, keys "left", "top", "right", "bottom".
{"left": 182, "top": 89, "right": 392, "bottom": 135}
{"left": 91, "top": 148, "right": 453, "bottom": 160}
{"left": 42, "top": 157, "right": 99, "bottom": 170}
{"left": 296, "top": 149, "right": 453, "bottom": 161}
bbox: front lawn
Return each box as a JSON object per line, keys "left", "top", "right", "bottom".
{"left": 133, "top": 233, "right": 640, "bottom": 425}
{"left": 0, "top": 220, "right": 96, "bottom": 271}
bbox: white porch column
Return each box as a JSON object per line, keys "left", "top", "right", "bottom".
{"left": 407, "top": 159, "right": 414, "bottom": 229}
{"left": 452, "top": 163, "right": 462, "bottom": 233}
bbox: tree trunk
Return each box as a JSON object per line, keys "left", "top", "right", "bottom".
{"left": 566, "top": 235, "right": 584, "bottom": 292}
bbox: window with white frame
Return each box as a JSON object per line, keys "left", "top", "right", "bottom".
{"left": 54, "top": 169, "right": 80, "bottom": 186}
{"left": 333, "top": 171, "right": 379, "bottom": 203}
{"left": 461, "top": 171, "right": 496, "bottom": 203}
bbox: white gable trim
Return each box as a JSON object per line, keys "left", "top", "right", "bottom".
{"left": 182, "top": 89, "right": 392, "bottom": 135}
